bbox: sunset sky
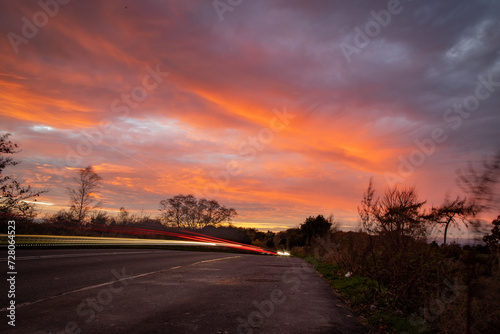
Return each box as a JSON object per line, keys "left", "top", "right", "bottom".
{"left": 1, "top": 0, "right": 499, "bottom": 235}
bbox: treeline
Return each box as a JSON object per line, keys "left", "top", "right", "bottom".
{"left": 48, "top": 193, "right": 237, "bottom": 230}
{"left": 53, "top": 167, "right": 238, "bottom": 228}
{"left": 159, "top": 194, "right": 236, "bottom": 228}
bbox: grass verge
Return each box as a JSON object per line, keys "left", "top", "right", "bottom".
{"left": 302, "top": 256, "right": 430, "bottom": 334}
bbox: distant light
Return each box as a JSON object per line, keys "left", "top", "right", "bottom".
{"left": 277, "top": 251, "right": 290, "bottom": 256}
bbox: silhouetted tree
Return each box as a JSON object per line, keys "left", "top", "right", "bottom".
{"left": 181, "top": 194, "right": 198, "bottom": 229}
{"left": 0, "top": 134, "right": 46, "bottom": 217}
{"left": 284, "top": 227, "right": 305, "bottom": 248}
{"left": 300, "top": 215, "right": 332, "bottom": 245}
{"left": 160, "top": 194, "right": 185, "bottom": 227}
{"left": 45, "top": 209, "right": 74, "bottom": 224}
{"left": 457, "top": 151, "right": 500, "bottom": 212}
{"left": 425, "top": 196, "right": 477, "bottom": 245}
{"left": 159, "top": 194, "right": 236, "bottom": 229}
{"left": 67, "top": 166, "right": 102, "bottom": 223}
{"left": 90, "top": 210, "right": 109, "bottom": 225}
{"left": 359, "top": 179, "right": 427, "bottom": 249}
{"left": 198, "top": 198, "right": 237, "bottom": 228}
{"left": 117, "top": 206, "right": 130, "bottom": 225}
{"left": 483, "top": 215, "right": 500, "bottom": 251}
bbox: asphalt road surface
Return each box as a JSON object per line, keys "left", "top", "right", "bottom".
{"left": 0, "top": 249, "right": 366, "bottom": 334}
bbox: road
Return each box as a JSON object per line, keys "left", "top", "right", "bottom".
{"left": 1, "top": 249, "right": 366, "bottom": 334}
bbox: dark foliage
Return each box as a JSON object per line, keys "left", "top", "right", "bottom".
{"left": 0, "top": 134, "right": 46, "bottom": 217}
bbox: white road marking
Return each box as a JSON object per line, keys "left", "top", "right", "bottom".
{"left": 0, "top": 250, "right": 168, "bottom": 262}
{"left": 0, "top": 255, "right": 240, "bottom": 312}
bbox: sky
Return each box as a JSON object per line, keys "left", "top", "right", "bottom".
{"left": 1, "top": 0, "right": 499, "bottom": 235}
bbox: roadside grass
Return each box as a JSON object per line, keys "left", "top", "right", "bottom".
{"left": 303, "top": 256, "right": 430, "bottom": 334}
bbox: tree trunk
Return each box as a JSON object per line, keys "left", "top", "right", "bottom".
{"left": 443, "top": 221, "right": 450, "bottom": 245}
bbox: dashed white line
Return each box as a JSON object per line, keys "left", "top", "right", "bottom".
{"left": 0, "top": 255, "right": 240, "bottom": 312}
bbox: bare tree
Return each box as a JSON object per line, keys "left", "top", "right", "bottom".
{"left": 425, "top": 196, "right": 477, "bottom": 245}
{"left": 159, "top": 194, "right": 237, "bottom": 229}
{"left": 67, "top": 166, "right": 102, "bottom": 223}
{"left": 205, "top": 200, "right": 236, "bottom": 227}
{"left": 358, "top": 178, "right": 377, "bottom": 233}
{"left": 181, "top": 194, "right": 198, "bottom": 229}
{"left": 160, "top": 194, "right": 191, "bottom": 227}
{"left": 118, "top": 206, "right": 130, "bottom": 225}
{"left": 0, "top": 134, "right": 46, "bottom": 217}
{"left": 90, "top": 209, "right": 109, "bottom": 226}
{"left": 358, "top": 179, "right": 427, "bottom": 249}
{"left": 456, "top": 151, "right": 500, "bottom": 212}
{"left": 455, "top": 153, "right": 500, "bottom": 334}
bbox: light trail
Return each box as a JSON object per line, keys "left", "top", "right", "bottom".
{"left": 0, "top": 227, "right": 278, "bottom": 255}
{"left": 0, "top": 234, "right": 216, "bottom": 246}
